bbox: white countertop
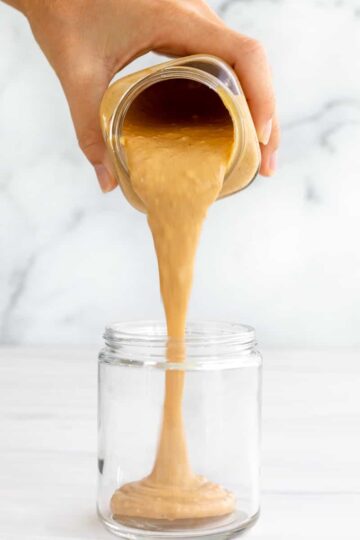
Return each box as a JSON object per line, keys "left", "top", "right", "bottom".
{"left": 0, "top": 347, "right": 359, "bottom": 539}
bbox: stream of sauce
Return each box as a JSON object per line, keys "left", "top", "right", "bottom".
{"left": 111, "top": 80, "right": 236, "bottom": 521}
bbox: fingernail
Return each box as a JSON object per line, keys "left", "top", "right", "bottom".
{"left": 94, "top": 164, "right": 115, "bottom": 193}
{"left": 269, "top": 151, "right": 277, "bottom": 175}
{"left": 259, "top": 119, "right": 273, "bottom": 145}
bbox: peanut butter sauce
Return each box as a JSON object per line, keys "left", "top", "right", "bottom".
{"left": 110, "top": 80, "right": 237, "bottom": 521}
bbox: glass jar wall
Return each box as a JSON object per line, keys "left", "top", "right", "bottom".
{"left": 97, "top": 321, "right": 262, "bottom": 539}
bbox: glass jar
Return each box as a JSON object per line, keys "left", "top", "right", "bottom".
{"left": 97, "top": 320, "right": 262, "bottom": 539}
{"left": 100, "top": 55, "right": 261, "bottom": 213}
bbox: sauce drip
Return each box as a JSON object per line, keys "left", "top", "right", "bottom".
{"left": 111, "top": 79, "right": 236, "bottom": 521}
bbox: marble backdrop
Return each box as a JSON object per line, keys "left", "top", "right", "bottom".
{"left": 0, "top": 0, "right": 359, "bottom": 347}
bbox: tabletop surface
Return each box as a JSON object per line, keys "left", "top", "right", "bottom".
{"left": 0, "top": 347, "right": 359, "bottom": 540}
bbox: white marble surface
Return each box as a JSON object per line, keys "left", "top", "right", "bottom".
{"left": 0, "top": 1, "right": 360, "bottom": 348}
{"left": 0, "top": 347, "right": 359, "bottom": 539}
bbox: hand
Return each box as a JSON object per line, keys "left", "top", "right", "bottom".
{"left": 19, "top": 0, "right": 279, "bottom": 191}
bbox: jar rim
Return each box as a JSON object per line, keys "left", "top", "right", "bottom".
{"left": 100, "top": 320, "right": 259, "bottom": 371}
{"left": 109, "top": 65, "right": 245, "bottom": 185}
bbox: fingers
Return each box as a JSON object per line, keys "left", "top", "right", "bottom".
{"left": 230, "top": 36, "right": 276, "bottom": 146}
{"left": 259, "top": 113, "right": 280, "bottom": 176}
{"left": 57, "top": 0, "right": 278, "bottom": 194}
{"left": 59, "top": 61, "right": 118, "bottom": 193}
{"left": 156, "top": 6, "right": 278, "bottom": 164}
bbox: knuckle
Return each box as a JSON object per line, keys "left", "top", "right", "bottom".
{"left": 57, "top": 55, "right": 96, "bottom": 88}
{"left": 70, "top": 62, "right": 98, "bottom": 85}
{"left": 242, "top": 37, "right": 266, "bottom": 59}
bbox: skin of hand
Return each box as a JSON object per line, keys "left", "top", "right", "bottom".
{"left": 4, "top": 0, "right": 280, "bottom": 192}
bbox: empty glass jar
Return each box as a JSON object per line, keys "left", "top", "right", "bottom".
{"left": 97, "top": 321, "right": 262, "bottom": 539}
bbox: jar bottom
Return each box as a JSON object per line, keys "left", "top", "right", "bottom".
{"left": 98, "top": 507, "right": 260, "bottom": 539}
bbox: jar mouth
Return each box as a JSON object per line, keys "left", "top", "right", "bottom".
{"left": 101, "top": 320, "right": 258, "bottom": 370}
{"left": 110, "top": 66, "right": 245, "bottom": 185}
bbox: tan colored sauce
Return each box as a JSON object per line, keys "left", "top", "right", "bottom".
{"left": 111, "top": 80, "right": 236, "bottom": 520}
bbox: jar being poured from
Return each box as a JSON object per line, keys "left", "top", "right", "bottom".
{"left": 100, "top": 54, "right": 261, "bottom": 212}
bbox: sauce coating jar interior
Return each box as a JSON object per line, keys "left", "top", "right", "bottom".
{"left": 97, "top": 320, "right": 262, "bottom": 539}
{"left": 100, "top": 55, "right": 261, "bottom": 213}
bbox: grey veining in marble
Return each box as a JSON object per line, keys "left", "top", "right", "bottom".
{"left": 0, "top": 0, "right": 359, "bottom": 347}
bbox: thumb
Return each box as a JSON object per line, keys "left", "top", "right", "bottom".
{"left": 60, "top": 63, "right": 117, "bottom": 193}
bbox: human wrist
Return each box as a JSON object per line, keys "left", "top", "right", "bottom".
{"left": 2, "top": 0, "right": 29, "bottom": 14}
